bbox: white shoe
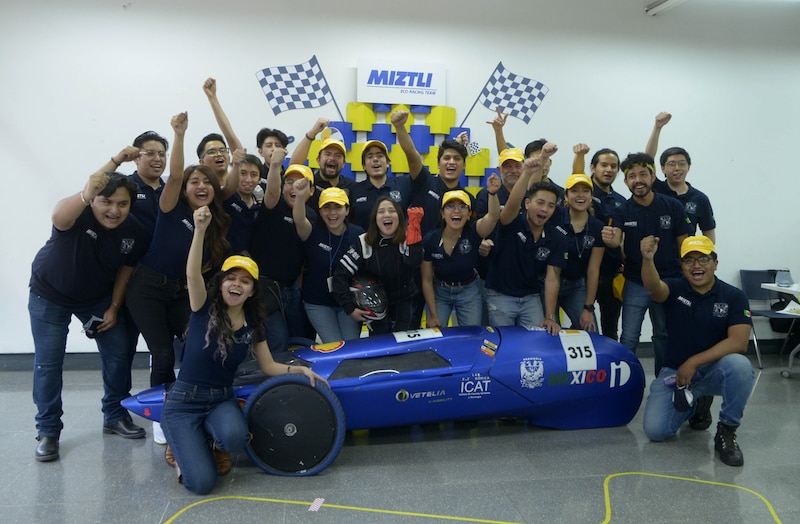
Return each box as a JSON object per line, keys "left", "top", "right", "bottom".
{"left": 152, "top": 421, "right": 167, "bottom": 445}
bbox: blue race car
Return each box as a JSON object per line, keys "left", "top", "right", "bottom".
{"left": 122, "top": 326, "right": 645, "bottom": 476}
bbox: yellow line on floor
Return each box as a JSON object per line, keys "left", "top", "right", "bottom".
{"left": 601, "top": 471, "right": 781, "bottom": 524}
{"left": 164, "top": 495, "right": 522, "bottom": 524}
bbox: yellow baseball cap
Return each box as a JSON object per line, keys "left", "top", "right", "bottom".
{"left": 441, "top": 189, "right": 471, "bottom": 209}
{"left": 319, "top": 138, "right": 347, "bottom": 156}
{"left": 319, "top": 187, "right": 349, "bottom": 208}
{"left": 565, "top": 173, "right": 593, "bottom": 190}
{"left": 283, "top": 164, "right": 314, "bottom": 185}
{"left": 361, "top": 140, "right": 389, "bottom": 162}
{"left": 680, "top": 235, "right": 716, "bottom": 258}
{"left": 498, "top": 147, "right": 524, "bottom": 166}
{"left": 221, "top": 255, "right": 259, "bottom": 280}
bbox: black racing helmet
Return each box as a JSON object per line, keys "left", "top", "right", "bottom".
{"left": 349, "top": 275, "right": 387, "bottom": 320}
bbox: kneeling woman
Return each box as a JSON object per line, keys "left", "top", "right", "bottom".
{"left": 161, "top": 205, "right": 325, "bottom": 495}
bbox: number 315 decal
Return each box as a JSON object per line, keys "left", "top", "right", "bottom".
{"left": 558, "top": 330, "right": 598, "bottom": 372}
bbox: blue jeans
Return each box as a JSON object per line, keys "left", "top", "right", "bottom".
{"left": 29, "top": 293, "right": 135, "bottom": 438}
{"left": 434, "top": 279, "right": 483, "bottom": 327}
{"left": 486, "top": 289, "right": 543, "bottom": 328}
{"left": 643, "top": 354, "right": 754, "bottom": 441}
{"left": 264, "top": 282, "right": 306, "bottom": 355}
{"left": 620, "top": 280, "right": 667, "bottom": 374}
{"left": 161, "top": 380, "right": 250, "bottom": 495}
{"left": 304, "top": 302, "right": 362, "bottom": 342}
{"left": 558, "top": 277, "right": 597, "bottom": 330}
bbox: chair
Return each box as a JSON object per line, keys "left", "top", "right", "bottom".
{"left": 739, "top": 269, "right": 799, "bottom": 369}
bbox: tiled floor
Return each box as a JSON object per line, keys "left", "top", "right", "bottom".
{"left": 1, "top": 352, "right": 797, "bottom": 524}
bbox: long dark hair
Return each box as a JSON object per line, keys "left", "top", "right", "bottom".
{"left": 202, "top": 266, "right": 267, "bottom": 363}
{"left": 181, "top": 165, "right": 231, "bottom": 270}
{"left": 365, "top": 196, "right": 406, "bottom": 246}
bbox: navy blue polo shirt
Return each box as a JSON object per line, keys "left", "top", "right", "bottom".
{"left": 611, "top": 192, "right": 691, "bottom": 285}
{"left": 485, "top": 216, "right": 568, "bottom": 297}
{"left": 661, "top": 276, "right": 752, "bottom": 369}
{"left": 224, "top": 193, "right": 259, "bottom": 255}
{"left": 301, "top": 221, "right": 364, "bottom": 306}
{"left": 474, "top": 185, "right": 521, "bottom": 279}
{"left": 249, "top": 197, "right": 314, "bottom": 283}
{"left": 139, "top": 200, "right": 198, "bottom": 279}
{"left": 177, "top": 300, "right": 264, "bottom": 387}
{"left": 349, "top": 175, "right": 417, "bottom": 231}
{"left": 553, "top": 212, "right": 604, "bottom": 281}
{"left": 423, "top": 222, "right": 483, "bottom": 283}
{"left": 30, "top": 206, "right": 147, "bottom": 307}
{"left": 409, "top": 167, "right": 475, "bottom": 237}
{"left": 308, "top": 172, "right": 356, "bottom": 212}
{"left": 127, "top": 171, "right": 164, "bottom": 244}
{"left": 653, "top": 179, "right": 716, "bottom": 235}
{"left": 591, "top": 183, "right": 626, "bottom": 277}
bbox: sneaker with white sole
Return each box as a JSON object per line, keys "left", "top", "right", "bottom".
{"left": 152, "top": 421, "right": 167, "bottom": 445}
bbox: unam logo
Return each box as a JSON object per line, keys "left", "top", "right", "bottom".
{"left": 520, "top": 357, "right": 544, "bottom": 389}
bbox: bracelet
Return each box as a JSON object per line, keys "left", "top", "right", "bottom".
{"left": 305, "top": 133, "right": 314, "bottom": 141}
{"left": 79, "top": 191, "right": 90, "bottom": 206}
{"left": 110, "top": 156, "right": 120, "bottom": 167}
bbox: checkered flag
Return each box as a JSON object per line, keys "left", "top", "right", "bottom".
{"left": 477, "top": 62, "right": 548, "bottom": 124}
{"left": 255, "top": 55, "right": 334, "bottom": 116}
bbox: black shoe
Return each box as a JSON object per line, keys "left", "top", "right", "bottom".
{"left": 714, "top": 422, "right": 744, "bottom": 467}
{"left": 36, "top": 436, "right": 59, "bottom": 462}
{"left": 689, "top": 395, "right": 714, "bottom": 430}
{"left": 103, "top": 417, "right": 146, "bottom": 439}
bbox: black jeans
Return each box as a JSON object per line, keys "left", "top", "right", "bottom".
{"left": 126, "top": 265, "right": 190, "bottom": 387}
{"left": 596, "top": 273, "right": 622, "bottom": 341}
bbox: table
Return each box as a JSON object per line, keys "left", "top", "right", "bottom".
{"left": 761, "top": 283, "right": 800, "bottom": 377}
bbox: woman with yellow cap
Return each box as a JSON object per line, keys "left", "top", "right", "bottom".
{"left": 421, "top": 174, "right": 502, "bottom": 328}
{"left": 161, "top": 204, "right": 325, "bottom": 495}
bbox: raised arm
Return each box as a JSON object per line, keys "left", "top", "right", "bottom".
{"left": 486, "top": 107, "right": 509, "bottom": 154}
{"left": 391, "top": 110, "right": 423, "bottom": 178}
{"left": 52, "top": 146, "right": 139, "bottom": 231}
{"left": 186, "top": 205, "right": 212, "bottom": 311}
{"left": 263, "top": 147, "right": 288, "bottom": 210}
{"left": 219, "top": 148, "right": 245, "bottom": 201}
{"left": 501, "top": 156, "right": 538, "bottom": 225}
{"left": 475, "top": 173, "right": 502, "bottom": 237}
{"left": 162, "top": 112, "right": 189, "bottom": 213}
{"left": 291, "top": 177, "right": 313, "bottom": 241}
{"left": 640, "top": 235, "right": 670, "bottom": 302}
{"left": 572, "top": 143, "right": 589, "bottom": 175}
{"left": 645, "top": 112, "right": 671, "bottom": 159}
{"left": 289, "top": 117, "right": 329, "bottom": 165}
{"left": 203, "top": 77, "right": 243, "bottom": 153}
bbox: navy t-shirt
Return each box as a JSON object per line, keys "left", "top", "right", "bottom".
{"left": 249, "top": 197, "right": 314, "bottom": 282}
{"left": 224, "top": 193, "right": 259, "bottom": 255}
{"left": 349, "top": 175, "right": 417, "bottom": 231}
{"left": 308, "top": 172, "right": 356, "bottom": 212}
{"left": 611, "top": 192, "right": 692, "bottom": 285}
{"left": 553, "top": 212, "right": 605, "bottom": 281}
{"left": 485, "top": 216, "right": 568, "bottom": 297}
{"left": 591, "top": 184, "right": 626, "bottom": 277}
{"left": 422, "top": 222, "right": 483, "bottom": 283}
{"left": 139, "top": 199, "right": 197, "bottom": 279}
{"left": 176, "top": 300, "right": 264, "bottom": 388}
{"left": 653, "top": 179, "right": 716, "bottom": 235}
{"left": 661, "top": 277, "right": 752, "bottom": 369}
{"left": 30, "top": 207, "right": 146, "bottom": 307}
{"left": 301, "top": 222, "right": 364, "bottom": 306}
{"left": 127, "top": 171, "right": 164, "bottom": 244}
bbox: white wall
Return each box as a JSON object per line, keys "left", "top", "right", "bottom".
{"left": 2, "top": 0, "right": 798, "bottom": 353}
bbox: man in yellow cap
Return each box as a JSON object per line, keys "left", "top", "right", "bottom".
{"left": 640, "top": 234, "right": 754, "bottom": 467}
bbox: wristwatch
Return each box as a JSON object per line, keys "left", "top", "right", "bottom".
{"left": 583, "top": 304, "right": 596, "bottom": 312}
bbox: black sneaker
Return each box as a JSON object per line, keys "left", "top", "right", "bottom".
{"left": 714, "top": 422, "right": 743, "bottom": 467}
{"left": 689, "top": 395, "right": 713, "bottom": 430}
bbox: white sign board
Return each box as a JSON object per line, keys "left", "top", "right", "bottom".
{"left": 357, "top": 59, "right": 446, "bottom": 106}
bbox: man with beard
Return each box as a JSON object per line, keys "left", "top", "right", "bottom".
{"left": 601, "top": 153, "right": 691, "bottom": 375}
{"left": 572, "top": 144, "right": 626, "bottom": 341}
{"left": 290, "top": 118, "right": 354, "bottom": 211}
{"left": 646, "top": 112, "right": 716, "bottom": 243}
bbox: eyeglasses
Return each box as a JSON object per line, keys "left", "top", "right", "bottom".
{"left": 140, "top": 150, "right": 166, "bottom": 159}
{"left": 665, "top": 160, "right": 688, "bottom": 168}
{"left": 204, "top": 147, "right": 229, "bottom": 157}
{"left": 444, "top": 203, "right": 469, "bottom": 211}
{"left": 680, "top": 255, "right": 713, "bottom": 267}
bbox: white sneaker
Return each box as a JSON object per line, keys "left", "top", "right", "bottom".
{"left": 152, "top": 421, "right": 167, "bottom": 445}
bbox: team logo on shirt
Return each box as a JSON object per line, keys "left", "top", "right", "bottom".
{"left": 389, "top": 190, "right": 402, "bottom": 202}
{"left": 659, "top": 215, "right": 672, "bottom": 229}
{"left": 120, "top": 238, "right": 135, "bottom": 254}
{"left": 356, "top": 196, "right": 368, "bottom": 203}
{"left": 84, "top": 228, "right": 98, "bottom": 240}
{"left": 536, "top": 247, "right": 551, "bottom": 261}
{"left": 181, "top": 219, "right": 194, "bottom": 232}
{"left": 583, "top": 235, "right": 596, "bottom": 249}
{"left": 458, "top": 239, "right": 472, "bottom": 255}
{"left": 713, "top": 302, "right": 729, "bottom": 318}
{"left": 677, "top": 295, "right": 692, "bottom": 307}
{"left": 137, "top": 193, "right": 147, "bottom": 200}
{"left": 685, "top": 202, "right": 697, "bottom": 215}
